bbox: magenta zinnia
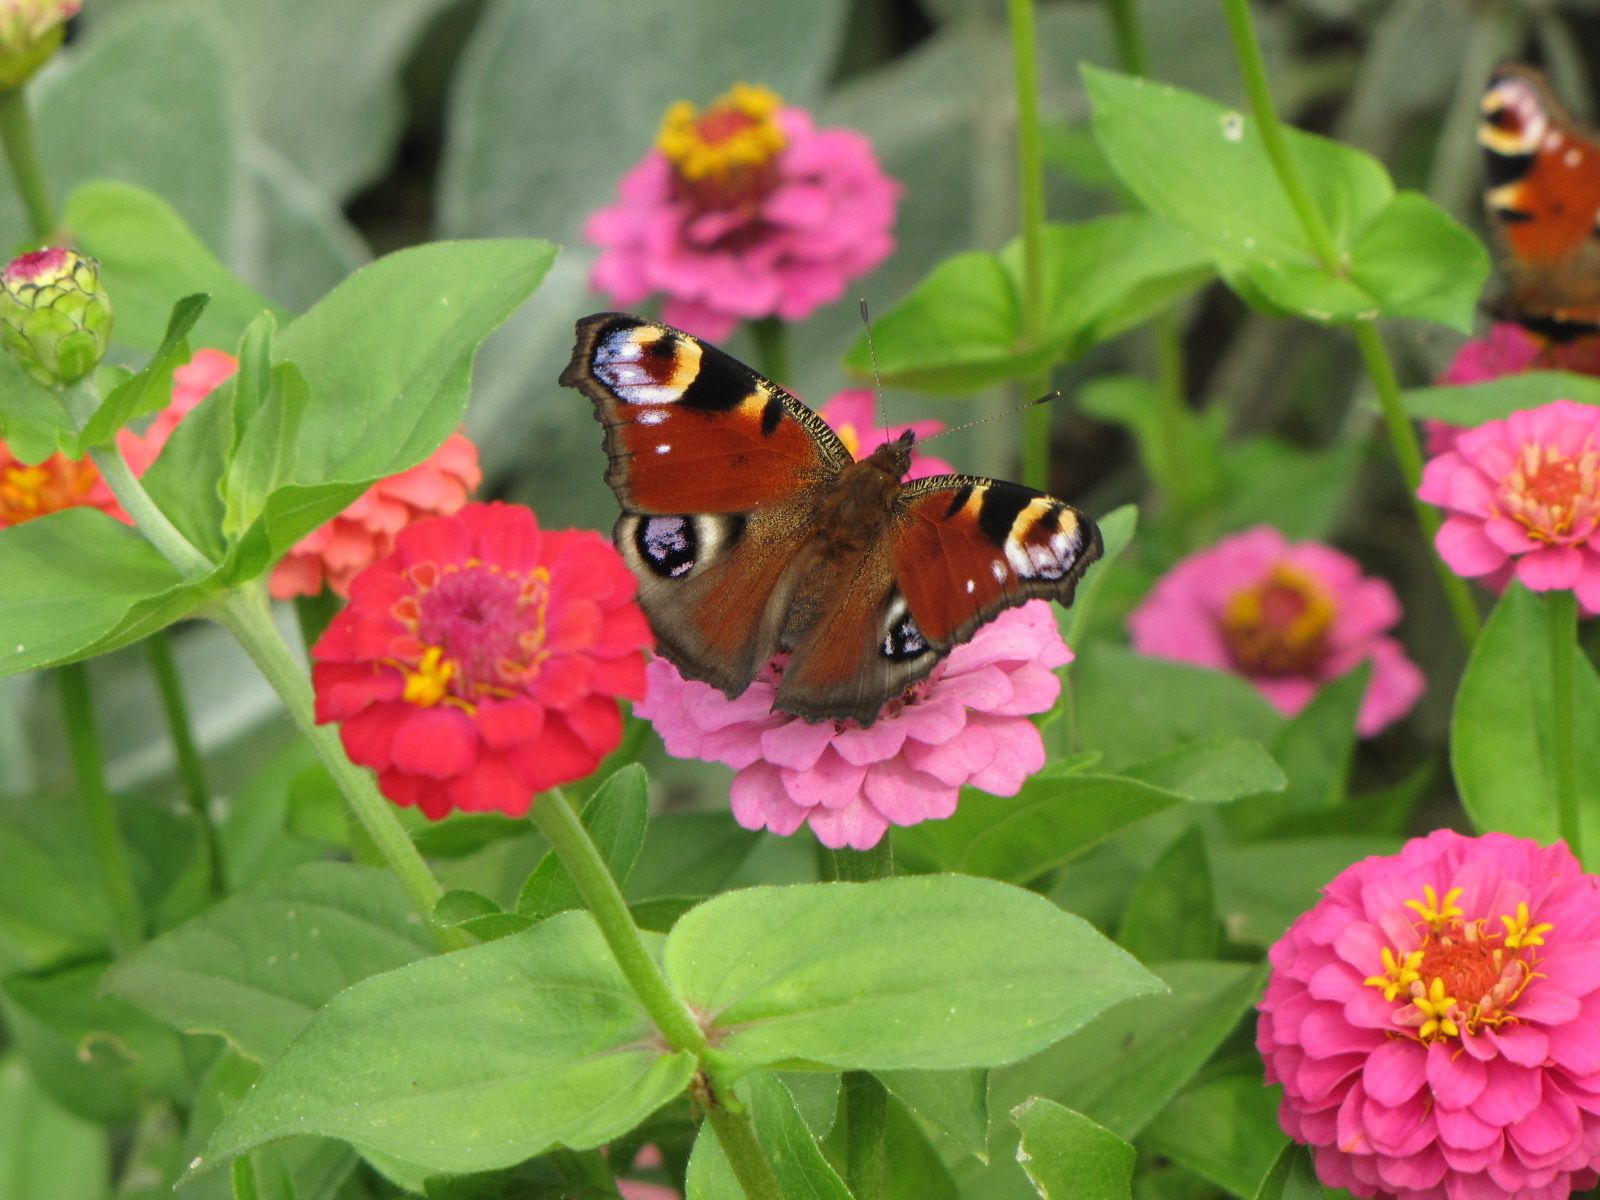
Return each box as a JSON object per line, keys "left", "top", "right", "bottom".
{"left": 312, "top": 503, "right": 651, "bottom": 817}
{"left": 1258, "top": 830, "right": 1600, "bottom": 1200}
{"left": 586, "top": 82, "right": 900, "bottom": 340}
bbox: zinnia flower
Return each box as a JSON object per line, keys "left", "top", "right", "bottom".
{"left": 1427, "top": 324, "right": 1600, "bottom": 457}
{"left": 1258, "top": 829, "right": 1600, "bottom": 1200}
{"left": 586, "top": 82, "right": 900, "bottom": 340}
{"left": 1127, "top": 526, "right": 1423, "bottom": 736}
{"left": 311, "top": 503, "right": 651, "bottom": 818}
{"left": 0, "top": 440, "right": 125, "bottom": 527}
{"left": 146, "top": 349, "right": 484, "bottom": 599}
{"left": 1418, "top": 399, "right": 1600, "bottom": 613}
{"left": 637, "top": 601, "right": 1071, "bottom": 851}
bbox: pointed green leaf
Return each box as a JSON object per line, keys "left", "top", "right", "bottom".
{"left": 1012, "top": 1098, "right": 1134, "bottom": 1200}
{"left": 80, "top": 292, "right": 208, "bottom": 448}
{"left": 1116, "top": 827, "right": 1221, "bottom": 962}
{"left": 519, "top": 765, "right": 649, "bottom": 920}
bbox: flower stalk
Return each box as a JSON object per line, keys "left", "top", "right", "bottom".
{"left": 1007, "top": 0, "right": 1053, "bottom": 493}
{"left": 58, "top": 660, "right": 143, "bottom": 952}
{"left": 145, "top": 630, "right": 222, "bottom": 895}
{"left": 0, "top": 85, "right": 52, "bottom": 239}
{"left": 1218, "top": 0, "right": 1480, "bottom": 647}
{"left": 214, "top": 584, "right": 468, "bottom": 952}
{"left": 1547, "top": 589, "right": 1581, "bottom": 862}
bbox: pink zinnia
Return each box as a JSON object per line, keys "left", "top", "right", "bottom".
{"left": 1127, "top": 526, "right": 1423, "bottom": 737}
{"left": 312, "top": 503, "right": 651, "bottom": 818}
{"left": 1426, "top": 325, "right": 1600, "bottom": 457}
{"left": 146, "top": 349, "right": 484, "bottom": 599}
{"left": 1418, "top": 399, "right": 1600, "bottom": 614}
{"left": 586, "top": 83, "right": 900, "bottom": 341}
{"left": 1258, "top": 829, "right": 1600, "bottom": 1200}
{"left": 637, "top": 602, "right": 1071, "bottom": 851}
{"left": 817, "top": 389, "right": 953, "bottom": 479}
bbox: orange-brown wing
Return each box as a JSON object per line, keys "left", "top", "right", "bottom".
{"left": 774, "top": 476, "right": 1102, "bottom": 727}
{"left": 891, "top": 476, "right": 1102, "bottom": 646}
{"left": 1481, "top": 66, "right": 1600, "bottom": 332}
{"left": 560, "top": 312, "right": 850, "bottom": 513}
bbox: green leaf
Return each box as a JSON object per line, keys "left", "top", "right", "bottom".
{"left": 0, "top": 1055, "right": 107, "bottom": 1200}
{"left": 197, "top": 912, "right": 696, "bottom": 1176}
{"left": 0, "top": 353, "right": 72, "bottom": 463}
{"left": 876, "top": 1069, "right": 988, "bottom": 1162}
{"left": 64, "top": 181, "right": 281, "bottom": 354}
{"left": 103, "top": 862, "right": 434, "bottom": 1062}
{"left": 892, "top": 766, "right": 1186, "bottom": 883}
{"left": 1073, "top": 644, "right": 1284, "bottom": 769}
{"left": 687, "top": 1073, "right": 854, "bottom": 1200}
{"left": 1121, "top": 737, "right": 1285, "bottom": 804}
{"left": 1063, "top": 503, "right": 1138, "bottom": 649}
{"left": 1011, "top": 1098, "right": 1134, "bottom": 1200}
{"left": 1403, "top": 371, "right": 1600, "bottom": 425}
{"left": 1116, "top": 827, "right": 1221, "bottom": 962}
{"left": 222, "top": 363, "right": 310, "bottom": 540}
{"left": 1083, "top": 65, "right": 1485, "bottom": 329}
{"left": 1141, "top": 1073, "right": 1287, "bottom": 1199}
{"left": 667, "top": 877, "right": 1161, "bottom": 1072}
{"left": 519, "top": 765, "right": 649, "bottom": 920}
{"left": 1077, "top": 378, "right": 1226, "bottom": 514}
{"left": 238, "top": 238, "right": 557, "bottom": 565}
{"left": 79, "top": 293, "right": 208, "bottom": 449}
{"left": 627, "top": 813, "right": 762, "bottom": 900}
{"left": 0, "top": 792, "right": 113, "bottom": 972}
{"left": 1211, "top": 836, "right": 1404, "bottom": 947}
{"left": 882, "top": 1097, "right": 961, "bottom": 1200}
{"left": 1452, "top": 583, "right": 1600, "bottom": 858}
{"left": 1218, "top": 436, "right": 1365, "bottom": 542}
{"left": 995, "top": 961, "right": 1267, "bottom": 1140}
{"left": 0, "top": 510, "right": 199, "bottom": 677}
{"left": 1253, "top": 1144, "right": 1325, "bottom": 1200}
{"left": 431, "top": 890, "right": 533, "bottom": 943}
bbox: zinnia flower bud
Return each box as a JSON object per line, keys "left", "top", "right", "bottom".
{"left": 0, "top": 0, "right": 77, "bottom": 91}
{"left": 0, "top": 247, "right": 111, "bottom": 386}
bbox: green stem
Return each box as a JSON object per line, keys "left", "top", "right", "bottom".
{"left": 58, "top": 661, "right": 143, "bottom": 952}
{"left": 1352, "top": 324, "right": 1481, "bottom": 646}
{"left": 1008, "top": 0, "right": 1053, "bottom": 493}
{"left": 230, "top": 1156, "right": 260, "bottom": 1200}
{"left": 1106, "top": 0, "right": 1149, "bottom": 77}
{"left": 213, "top": 585, "right": 468, "bottom": 952}
{"left": 1548, "top": 588, "right": 1581, "bottom": 862}
{"left": 705, "top": 1102, "right": 785, "bottom": 1200}
{"left": 1219, "top": 0, "right": 1341, "bottom": 272}
{"left": 145, "top": 630, "right": 223, "bottom": 895}
{"left": 531, "top": 788, "right": 707, "bottom": 1055}
{"left": 0, "top": 86, "right": 55, "bottom": 239}
{"left": 749, "top": 317, "right": 791, "bottom": 388}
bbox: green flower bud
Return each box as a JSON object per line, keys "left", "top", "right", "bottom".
{"left": 0, "top": 0, "right": 78, "bottom": 91}
{"left": 0, "top": 247, "right": 112, "bottom": 386}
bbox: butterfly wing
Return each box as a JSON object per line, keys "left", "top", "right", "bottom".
{"left": 1481, "top": 66, "right": 1600, "bottom": 333}
{"left": 774, "top": 475, "right": 1102, "bottom": 725}
{"left": 561, "top": 313, "right": 850, "bottom": 697}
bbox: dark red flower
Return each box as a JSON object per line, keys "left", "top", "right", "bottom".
{"left": 311, "top": 503, "right": 651, "bottom": 818}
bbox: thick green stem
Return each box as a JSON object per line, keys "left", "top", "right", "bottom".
{"left": 1008, "top": 0, "right": 1052, "bottom": 492}
{"left": 749, "top": 317, "right": 791, "bottom": 388}
{"left": 531, "top": 788, "right": 707, "bottom": 1055}
{"left": 0, "top": 86, "right": 55, "bottom": 239}
{"left": 1548, "top": 589, "right": 1581, "bottom": 862}
{"left": 1219, "top": 0, "right": 1341, "bottom": 272}
{"left": 58, "top": 662, "right": 143, "bottom": 952}
{"left": 214, "top": 586, "right": 467, "bottom": 952}
{"left": 705, "top": 1102, "right": 785, "bottom": 1200}
{"left": 145, "top": 631, "right": 223, "bottom": 895}
{"left": 1106, "top": 0, "right": 1149, "bottom": 77}
{"left": 1352, "top": 324, "right": 1481, "bottom": 646}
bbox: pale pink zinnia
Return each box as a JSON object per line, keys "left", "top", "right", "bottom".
{"left": 1418, "top": 399, "right": 1600, "bottom": 614}
{"left": 637, "top": 602, "right": 1071, "bottom": 851}
{"left": 586, "top": 83, "right": 900, "bottom": 341}
{"left": 1127, "top": 526, "right": 1423, "bottom": 736}
{"left": 145, "top": 349, "right": 484, "bottom": 600}
{"left": 1258, "top": 829, "right": 1600, "bottom": 1200}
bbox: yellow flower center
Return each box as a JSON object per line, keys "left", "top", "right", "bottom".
{"left": 401, "top": 645, "right": 455, "bottom": 707}
{"left": 0, "top": 455, "right": 99, "bottom": 526}
{"left": 1364, "top": 885, "right": 1549, "bottom": 1044}
{"left": 657, "top": 83, "right": 786, "bottom": 184}
{"left": 1498, "top": 438, "right": 1600, "bottom": 544}
{"left": 1219, "top": 563, "right": 1336, "bottom": 677}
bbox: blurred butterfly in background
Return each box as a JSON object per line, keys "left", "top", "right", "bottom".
{"left": 560, "top": 313, "right": 1102, "bottom": 727}
{"left": 1480, "top": 64, "right": 1600, "bottom": 338}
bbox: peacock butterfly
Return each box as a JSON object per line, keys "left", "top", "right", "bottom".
{"left": 559, "top": 313, "right": 1102, "bottom": 726}
{"left": 1480, "top": 64, "right": 1600, "bottom": 338}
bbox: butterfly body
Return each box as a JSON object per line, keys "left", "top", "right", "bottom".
{"left": 1480, "top": 65, "right": 1600, "bottom": 337}
{"left": 560, "top": 313, "right": 1101, "bottom": 726}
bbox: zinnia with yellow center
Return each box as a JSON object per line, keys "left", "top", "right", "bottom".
{"left": 311, "top": 503, "right": 651, "bottom": 818}
{"left": 1258, "top": 830, "right": 1600, "bottom": 1200}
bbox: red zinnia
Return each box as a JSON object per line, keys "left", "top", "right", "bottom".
{"left": 311, "top": 503, "right": 652, "bottom": 818}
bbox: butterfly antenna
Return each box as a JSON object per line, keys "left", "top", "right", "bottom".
{"left": 918, "top": 391, "right": 1062, "bottom": 445}
{"left": 859, "top": 298, "right": 888, "bottom": 436}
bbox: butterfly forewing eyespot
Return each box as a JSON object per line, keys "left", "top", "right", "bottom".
{"left": 590, "top": 321, "right": 703, "bottom": 406}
